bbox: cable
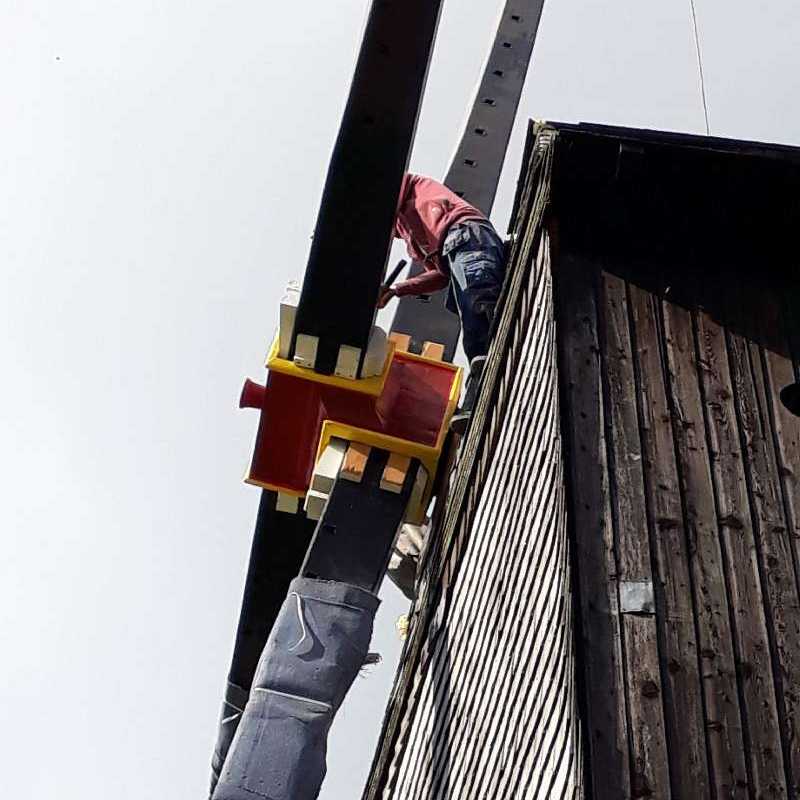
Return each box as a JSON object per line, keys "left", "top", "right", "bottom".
{"left": 689, "top": 0, "right": 711, "bottom": 135}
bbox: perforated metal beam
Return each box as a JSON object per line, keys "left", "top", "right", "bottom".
{"left": 391, "top": 0, "right": 547, "bottom": 358}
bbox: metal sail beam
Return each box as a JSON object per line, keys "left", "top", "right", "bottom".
{"left": 390, "top": 0, "right": 547, "bottom": 360}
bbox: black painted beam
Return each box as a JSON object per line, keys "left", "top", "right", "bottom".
{"left": 209, "top": 490, "right": 316, "bottom": 795}
{"left": 225, "top": 491, "right": 316, "bottom": 688}
{"left": 291, "top": 0, "right": 445, "bottom": 375}
{"left": 302, "top": 449, "right": 418, "bottom": 592}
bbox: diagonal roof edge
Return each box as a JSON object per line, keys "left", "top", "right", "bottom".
{"left": 543, "top": 120, "right": 800, "bottom": 163}
{"left": 362, "top": 125, "right": 559, "bottom": 800}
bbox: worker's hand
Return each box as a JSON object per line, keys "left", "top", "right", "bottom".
{"left": 377, "top": 285, "right": 397, "bottom": 309}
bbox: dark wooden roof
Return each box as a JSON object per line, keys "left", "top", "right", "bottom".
{"left": 533, "top": 121, "right": 800, "bottom": 359}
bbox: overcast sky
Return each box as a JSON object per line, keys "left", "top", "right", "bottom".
{"left": 3, "top": 1, "right": 800, "bottom": 798}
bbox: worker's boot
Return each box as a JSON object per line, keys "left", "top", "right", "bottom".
{"left": 450, "top": 355, "right": 487, "bottom": 435}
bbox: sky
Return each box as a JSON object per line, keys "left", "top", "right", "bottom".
{"left": 2, "top": 0, "right": 800, "bottom": 798}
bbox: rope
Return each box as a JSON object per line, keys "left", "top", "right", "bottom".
{"left": 288, "top": 592, "right": 308, "bottom": 651}
{"left": 689, "top": 0, "right": 711, "bottom": 135}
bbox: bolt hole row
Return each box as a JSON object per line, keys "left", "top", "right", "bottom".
{"left": 456, "top": 19, "right": 519, "bottom": 177}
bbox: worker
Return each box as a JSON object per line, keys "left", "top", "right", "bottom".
{"left": 378, "top": 173, "right": 506, "bottom": 433}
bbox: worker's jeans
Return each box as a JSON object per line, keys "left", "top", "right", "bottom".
{"left": 443, "top": 219, "right": 507, "bottom": 362}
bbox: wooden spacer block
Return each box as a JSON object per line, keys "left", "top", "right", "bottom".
{"left": 381, "top": 453, "right": 412, "bottom": 493}
{"left": 276, "top": 492, "right": 300, "bottom": 514}
{"left": 341, "top": 443, "right": 371, "bottom": 483}
{"left": 304, "top": 489, "right": 328, "bottom": 521}
{"left": 396, "top": 614, "right": 409, "bottom": 640}
{"left": 311, "top": 438, "right": 347, "bottom": 494}
{"left": 421, "top": 341, "right": 445, "bottom": 361}
{"left": 293, "top": 334, "right": 318, "bottom": 369}
{"left": 278, "top": 282, "right": 300, "bottom": 359}
{"left": 362, "top": 326, "right": 389, "bottom": 378}
{"left": 405, "top": 466, "right": 429, "bottom": 524}
{"left": 388, "top": 332, "right": 411, "bottom": 352}
{"left": 335, "top": 344, "right": 361, "bottom": 379}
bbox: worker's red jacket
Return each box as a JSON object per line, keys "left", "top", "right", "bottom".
{"left": 393, "top": 174, "right": 486, "bottom": 296}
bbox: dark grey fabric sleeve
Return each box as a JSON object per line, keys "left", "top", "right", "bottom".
{"left": 212, "top": 577, "right": 380, "bottom": 800}
{"left": 209, "top": 681, "right": 249, "bottom": 796}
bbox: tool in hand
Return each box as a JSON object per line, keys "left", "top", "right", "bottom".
{"left": 383, "top": 259, "right": 407, "bottom": 291}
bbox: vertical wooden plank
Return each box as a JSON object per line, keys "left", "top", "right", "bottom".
{"left": 761, "top": 346, "right": 800, "bottom": 796}
{"left": 763, "top": 348, "right": 800, "bottom": 584}
{"left": 628, "top": 284, "right": 710, "bottom": 798}
{"left": 730, "top": 333, "right": 800, "bottom": 794}
{"left": 662, "top": 300, "right": 749, "bottom": 796}
{"left": 695, "top": 311, "right": 787, "bottom": 795}
{"left": 600, "top": 273, "right": 672, "bottom": 798}
{"left": 556, "top": 253, "right": 631, "bottom": 798}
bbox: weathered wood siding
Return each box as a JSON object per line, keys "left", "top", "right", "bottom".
{"left": 364, "top": 130, "right": 582, "bottom": 799}
{"left": 557, "top": 259, "right": 800, "bottom": 798}
{"left": 367, "top": 122, "right": 800, "bottom": 800}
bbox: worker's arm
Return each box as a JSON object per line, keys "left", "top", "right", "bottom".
{"left": 379, "top": 267, "right": 448, "bottom": 307}
{"left": 393, "top": 265, "right": 449, "bottom": 296}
